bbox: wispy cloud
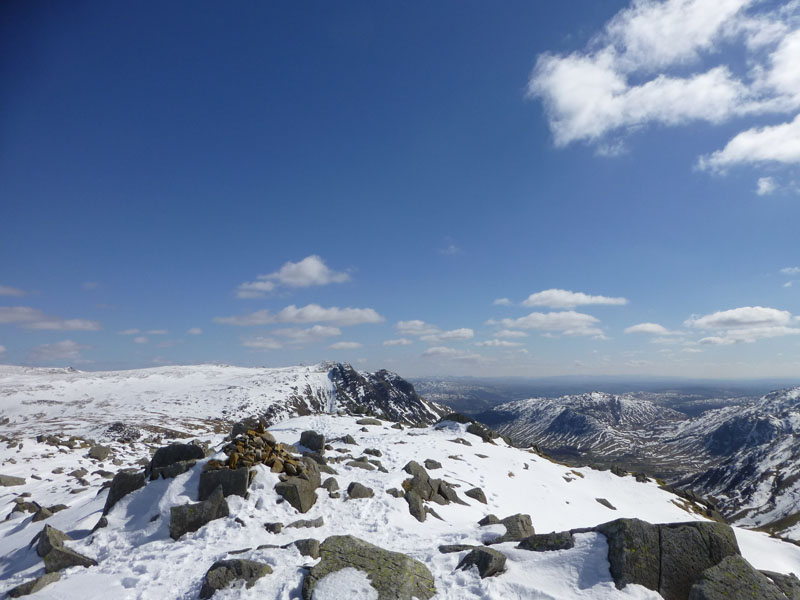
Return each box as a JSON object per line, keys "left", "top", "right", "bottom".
{"left": 273, "top": 325, "right": 341, "bottom": 344}
{"left": 396, "top": 320, "right": 439, "bottom": 336}
{"left": 0, "top": 306, "right": 100, "bottom": 331}
{"left": 624, "top": 322, "right": 680, "bottom": 335}
{"left": 28, "top": 340, "right": 90, "bottom": 363}
{"left": 330, "top": 341, "right": 362, "bottom": 350}
{"left": 242, "top": 336, "right": 283, "bottom": 350}
{"left": 522, "top": 289, "right": 628, "bottom": 309}
{"left": 215, "top": 304, "right": 384, "bottom": 327}
{"left": 496, "top": 329, "right": 528, "bottom": 338}
{"left": 420, "top": 328, "right": 474, "bottom": 343}
{"left": 187, "top": 328, "right": 203, "bottom": 335}
{"left": 422, "top": 346, "right": 485, "bottom": 363}
{"left": 756, "top": 176, "right": 778, "bottom": 196}
{"left": 489, "top": 310, "right": 604, "bottom": 337}
{"left": 235, "top": 255, "right": 350, "bottom": 298}
{"left": 781, "top": 266, "right": 800, "bottom": 276}
{"left": 493, "top": 298, "right": 512, "bottom": 306}
{"left": 475, "top": 339, "right": 522, "bottom": 347}
{"left": 382, "top": 338, "right": 413, "bottom": 346}
{"left": 0, "top": 285, "right": 26, "bottom": 297}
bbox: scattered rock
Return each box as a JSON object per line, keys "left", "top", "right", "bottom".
{"left": 275, "top": 476, "right": 318, "bottom": 514}
{"left": 264, "top": 522, "right": 283, "bottom": 534}
{"left": 300, "top": 431, "right": 325, "bottom": 454}
{"left": 294, "top": 538, "right": 321, "bottom": 559}
{"left": 198, "top": 559, "right": 272, "bottom": 599}
{"left": 287, "top": 516, "right": 324, "bottom": 528}
{"left": 198, "top": 467, "right": 249, "bottom": 501}
{"left": 169, "top": 485, "right": 230, "bottom": 540}
{"left": 761, "top": 571, "right": 800, "bottom": 599}
{"left": 347, "top": 482, "right": 374, "bottom": 499}
{"left": 346, "top": 460, "right": 375, "bottom": 471}
{"left": 465, "top": 487, "right": 487, "bottom": 504}
{"left": 35, "top": 525, "right": 72, "bottom": 557}
{"left": 438, "top": 481, "right": 468, "bottom": 505}
{"left": 301, "top": 535, "right": 436, "bottom": 600}
{"left": 92, "top": 516, "right": 108, "bottom": 532}
{"left": 423, "top": 459, "right": 442, "bottom": 470}
{"left": 44, "top": 546, "right": 98, "bottom": 573}
{"left": 439, "top": 544, "right": 476, "bottom": 553}
{"left": 364, "top": 448, "right": 383, "bottom": 457}
{"left": 689, "top": 555, "right": 785, "bottom": 600}
{"left": 450, "top": 438, "right": 472, "bottom": 446}
{"left": 456, "top": 546, "right": 506, "bottom": 578}
{"left": 596, "top": 498, "right": 617, "bottom": 510}
{"left": 386, "top": 488, "right": 403, "bottom": 498}
{"left": 88, "top": 445, "right": 111, "bottom": 461}
{"left": 32, "top": 507, "right": 53, "bottom": 522}
{"left": 341, "top": 434, "right": 357, "bottom": 445}
{"left": 150, "top": 460, "right": 196, "bottom": 480}
{"left": 149, "top": 443, "right": 204, "bottom": 473}
{"left": 321, "top": 477, "right": 339, "bottom": 493}
{"left": 391, "top": 423, "right": 404, "bottom": 430}
{"left": 6, "top": 572, "right": 61, "bottom": 597}
{"left": 103, "top": 469, "right": 146, "bottom": 515}
{"left": 478, "top": 514, "right": 499, "bottom": 526}
{"left": 405, "top": 490, "right": 426, "bottom": 522}
{"left": 488, "top": 514, "right": 535, "bottom": 544}
{"left": 356, "top": 418, "right": 382, "bottom": 426}
{"left": 68, "top": 468, "right": 87, "bottom": 479}
{"left": 517, "top": 531, "right": 574, "bottom": 552}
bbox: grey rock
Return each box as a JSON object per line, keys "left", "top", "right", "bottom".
{"left": 689, "top": 555, "right": 785, "bottom": 600}
{"left": 386, "top": 488, "right": 403, "bottom": 498}
{"left": 169, "top": 485, "right": 229, "bottom": 540}
{"left": 402, "top": 461, "right": 439, "bottom": 501}
{"left": 488, "top": 514, "right": 535, "bottom": 544}
{"left": 275, "top": 477, "right": 317, "bottom": 513}
{"left": 321, "top": 477, "right": 339, "bottom": 493}
{"left": 347, "top": 481, "right": 374, "bottom": 499}
{"left": 44, "top": 546, "right": 98, "bottom": 573}
{"left": 762, "top": 570, "right": 800, "bottom": 599}
{"left": 6, "top": 572, "right": 61, "bottom": 597}
{"left": 88, "top": 445, "right": 111, "bottom": 461}
{"left": 478, "top": 514, "right": 499, "bottom": 526}
{"left": 364, "top": 448, "right": 383, "bottom": 457}
{"left": 423, "top": 459, "right": 442, "bottom": 470}
{"left": 300, "top": 430, "right": 325, "bottom": 454}
{"left": 517, "top": 531, "right": 574, "bottom": 552}
{"left": 465, "top": 487, "right": 487, "bottom": 504}
{"left": 466, "top": 422, "right": 495, "bottom": 443}
{"left": 264, "top": 522, "right": 283, "bottom": 534}
{"left": 595, "top": 518, "right": 661, "bottom": 592}
{"left": 68, "top": 468, "right": 87, "bottom": 478}
{"left": 328, "top": 491, "right": 341, "bottom": 499}
{"left": 150, "top": 459, "right": 196, "bottom": 480}
{"left": 103, "top": 469, "right": 146, "bottom": 515}
{"left": 356, "top": 418, "right": 382, "bottom": 426}
{"left": 346, "top": 460, "right": 375, "bottom": 471}
{"left": 0, "top": 474, "right": 26, "bottom": 486}
{"left": 198, "top": 559, "right": 272, "bottom": 599}
{"left": 299, "top": 457, "right": 322, "bottom": 488}
{"left": 391, "top": 422, "right": 404, "bottom": 429}
{"left": 405, "top": 490, "right": 426, "bottom": 522}
{"left": 294, "top": 538, "right": 321, "bottom": 559}
{"left": 439, "top": 544, "right": 476, "bottom": 554}
{"left": 35, "top": 524, "right": 72, "bottom": 557}
{"left": 198, "top": 467, "right": 249, "bottom": 501}
{"left": 456, "top": 546, "right": 506, "bottom": 578}
{"left": 150, "top": 443, "right": 204, "bottom": 472}
{"left": 341, "top": 434, "right": 357, "bottom": 445}
{"left": 302, "top": 451, "right": 327, "bottom": 465}
{"left": 302, "top": 535, "right": 436, "bottom": 600}
{"left": 438, "top": 481, "right": 467, "bottom": 505}
{"left": 287, "top": 516, "right": 324, "bottom": 528}
{"left": 32, "top": 507, "right": 53, "bottom": 522}
{"left": 596, "top": 497, "right": 617, "bottom": 510}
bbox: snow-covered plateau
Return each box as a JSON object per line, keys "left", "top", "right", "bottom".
{"left": 1, "top": 364, "right": 799, "bottom": 599}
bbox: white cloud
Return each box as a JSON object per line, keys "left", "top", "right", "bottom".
{"left": 133, "top": 336, "right": 148, "bottom": 344}
{"left": 0, "top": 345, "right": 5, "bottom": 354}
{"left": 439, "top": 243, "right": 461, "bottom": 256}
{"left": 475, "top": 339, "right": 523, "bottom": 348}
{"left": 242, "top": 336, "right": 283, "bottom": 350}
{"left": 781, "top": 266, "right": 800, "bottom": 275}
{"left": 699, "top": 113, "right": 800, "bottom": 170}
{"left": 273, "top": 325, "right": 341, "bottom": 344}
{"left": 756, "top": 176, "right": 778, "bottom": 195}
{"left": 118, "top": 329, "right": 141, "bottom": 335}
{"left": 82, "top": 282, "right": 99, "bottom": 290}
{"left": 383, "top": 338, "right": 413, "bottom": 346}
{"left": 0, "top": 285, "right": 26, "bottom": 297}
{"left": 785, "top": 281, "right": 794, "bottom": 288}
{"left": 187, "top": 328, "right": 203, "bottom": 335}
{"left": 522, "top": 289, "right": 628, "bottom": 309}
{"left": 489, "top": 310, "right": 604, "bottom": 337}
{"left": 395, "top": 320, "right": 439, "bottom": 336}
{"left": 235, "top": 255, "right": 350, "bottom": 298}
{"left": 686, "top": 305, "right": 800, "bottom": 344}
{"left": 422, "top": 346, "right": 484, "bottom": 362}
{"left": 624, "top": 322, "right": 677, "bottom": 335}
{"left": 215, "top": 304, "right": 383, "bottom": 327}
{"left": 493, "top": 298, "right": 512, "bottom": 306}
{"left": 146, "top": 329, "right": 168, "bottom": 335}
{"left": 0, "top": 306, "right": 100, "bottom": 330}
{"left": 420, "top": 328, "right": 475, "bottom": 343}
{"left": 496, "top": 329, "right": 528, "bottom": 338}
{"left": 330, "top": 341, "right": 362, "bottom": 350}
{"left": 29, "top": 340, "right": 90, "bottom": 363}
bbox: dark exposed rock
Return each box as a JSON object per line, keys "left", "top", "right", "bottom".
{"left": 761, "top": 571, "right": 800, "bottom": 599}
{"left": 32, "top": 507, "right": 53, "bottom": 522}
{"left": 478, "top": 514, "right": 499, "bottom": 526}
{"left": 456, "top": 546, "right": 507, "bottom": 578}
{"left": 437, "top": 481, "right": 467, "bottom": 505}
{"left": 347, "top": 481, "right": 374, "bottom": 499}
{"left": 391, "top": 423, "right": 404, "bottom": 430}
{"left": 341, "top": 434, "right": 357, "bottom": 445}
{"left": 321, "top": 477, "right": 339, "bottom": 493}
{"left": 0, "top": 474, "right": 26, "bottom": 486}
{"left": 439, "top": 544, "right": 476, "bottom": 554}
{"left": 596, "top": 497, "right": 617, "bottom": 510}
{"left": 6, "top": 572, "right": 61, "bottom": 597}
{"left": 488, "top": 514, "right": 535, "bottom": 544}
{"left": 689, "top": 555, "right": 786, "bottom": 600}
{"left": 301, "top": 535, "right": 436, "bottom": 600}
{"left": 275, "top": 477, "right": 317, "bottom": 513}
{"left": 364, "top": 448, "right": 383, "bottom": 457}
{"left": 346, "top": 460, "right": 375, "bottom": 471}
{"left": 264, "top": 522, "right": 283, "bottom": 534}
{"left": 423, "top": 459, "right": 442, "bottom": 470}
{"left": 35, "top": 524, "right": 71, "bottom": 558}
{"left": 517, "top": 531, "right": 574, "bottom": 552}
{"left": 198, "top": 467, "right": 249, "bottom": 501}
{"left": 103, "top": 469, "right": 146, "bottom": 515}
{"left": 294, "top": 538, "right": 321, "bottom": 559}
{"left": 68, "top": 468, "right": 87, "bottom": 478}
{"left": 88, "top": 445, "right": 111, "bottom": 461}
{"left": 300, "top": 431, "right": 325, "bottom": 454}
{"left": 44, "top": 546, "right": 98, "bottom": 573}
{"left": 405, "top": 490, "right": 426, "bottom": 522}
{"left": 356, "top": 418, "right": 382, "bottom": 426}
{"left": 169, "top": 485, "right": 229, "bottom": 540}
{"left": 386, "top": 488, "right": 403, "bottom": 498}
{"left": 287, "top": 516, "right": 324, "bottom": 528}
{"left": 595, "top": 518, "right": 662, "bottom": 591}
{"left": 198, "top": 559, "right": 272, "bottom": 599}
{"left": 150, "top": 443, "right": 204, "bottom": 472}
{"left": 465, "top": 487, "right": 487, "bottom": 504}
{"left": 150, "top": 460, "right": 196, "bottom": 480}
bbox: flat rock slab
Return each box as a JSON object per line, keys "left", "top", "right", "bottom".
{"left": 439, "top": 544, "right": 476, "bottom": 554}
{"left": 7, "top": 572, "right": 61, "bottom": 598}
{"left": 517, "top": 531, "right": 575, "bottom": 552}
{"left": 287, "top": 516, "right": 324, "bottom": 528}
{"left": 103, "top": 470, "right": 146, "bottom": 515}
{"left": 302, "top": 535, "right": 436, "bottom": 600}
{"left": 169, "top": 486, "right": 229, "bottom": 540}
{"left": 150, "top": 443, "right": 205, "bottom": 470}
{"left": 198, "top": 467, "right": 249, "bottom": 501}
{"left": 689, "top": 555, "right": 786, "bottom": 600}
{"left": 356, "top": 418, "right": 382, "bottom": 426}
{"left": 44, "top": 546, "right": 98, "bottom": 573}
{"left": 199, "top": 559, "right": 272, "bottom": 599}
{"left": 456, "top": 546, "right": 507, "bottom": 578}
{"left": 0, "top": 474, "right": 26, "bottom": 486}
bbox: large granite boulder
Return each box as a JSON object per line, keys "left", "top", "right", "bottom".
{"left": 689, "top": 555, "right": 786, "bottom": 600}
{"left": 456, "top": 546, "right": 506, "bottom": 578}
{"left": 198, "top": 467, "right": 249, "bottom": 501}
{"left": 595, "top": 518, "right": 661, "bottom": 591}
{"left": 44, "top": 547, "right": 98, "bottom": 573}
{"left": 150, "top": 443, "right": 204, "bottom": 472}
{"left": 198, "top": 559, "right": 272, "bottom": 599}
{"left": 169, "top": 485, "right": 229, "bottom": 540}
{"left": 35, "top": 525, "right": 72, "bottom": 558}
{"left": 301, "top": 535, "right": 435, "bottom": 600}
{"left": 517, "top": 531, "right": 574, "bottom": 552}
{"left": 275, "top": 476, "right": 317, "bottom": 514}
{"left": 6, "top": 572, "right": 61, "bottom": 597}
{"left": 0, "top": 474, "right": 26, "bottom": 486}
{"left": 300, "top": 431, "right": 325, "bottom": 454}
{"left": 488, "top": 514, "right": 535, "bottom": 544}
{"left": 103, "top": 470, "right": 146, "bottom": 515}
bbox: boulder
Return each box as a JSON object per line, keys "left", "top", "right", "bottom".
{"left": 341, "top": 434, "right": 357, "bottom": 445}
{"left": 402, "top": 461, "right": 439, "bottom": 501}
{"left": 346, "top": 460, "right": 375, "bottom": 471}
{"left": 596, "top": 497, "right": 617, "bottom": 510}
{"left": 423, "top": 459, "right": 442, "bottom": 470}
{"left": 405, "top": 490, "right": 426, "bottom": 522}
{"left": 32, "top": 507, "right": 53, "bottom": 522}
{"left": 456, "top": 546, "right": 506, "bottom": 578}
{"left": 0, "top": 474, "right": 26, "bottom": 486}
{"left": 364, "top": 448, "right": 383, "bottom": 457}
{"left": 264, "top": 522, "right": 283, "bottom": 534}
{"left": 762, "top": 571, "right": 800, "bottom": 599}
{"left": 287, "top": 516, "right": 324, "bottom": 529}
{"left": 294, "top": 538, "right": 321, "bottom": 559}
{"left": 465, "top": 487, "right": 487, "bottom": 504}
{"left": 595, "top": 518, "right": 661, "bottom": 591}
{"left": 300, "top": 431, "right": 325, "bottom": 454}
{"left": 88, "top": 445, "right": 111, "bottom": 461}
{"left": 35, "top": 524, "right": 72, "bottom": 558}
{"left": 301, "top": 535, "right": 436, "bottom": 600}
{"left": 150, "top": 460, "right": 196, "bottom": 480}
{"left": 488, "top": 514, "right": 535, "bottom": 544}
{"left": 6, "top": 572, "right": 61, "bottom": 598}
{"left": 198, "top": 559, "right": 272, "bottom": 599}
{"left": 437, "top": 481, "right": 467, "bottom": 505}
{"left": 321, "top": 477, "right": 339, "bottom": 493}
{"left": 103, "top": 469, "right": 146, "bottom": 515}
{"left": 689, "top": 555, "right": 786, "bottom": 600}
{"left": 439, "top": 544, "right": 476, "bottom": 554}
{"left": 44, "top": 546, "right": 98, "bottom": 573}
{"left": 356, "top": 418, "right": 382, "bottom": 426}
{"left": 150, "top": 443, "right": 204, "bottom": 472}
{"left": 275, "top": 477, "right": 317, "bottom": 514}
{"left": 518, "top": 531, "right": 574, "bottom": 552}
{"left": 198, "top": 467, "right": 249, "bottom": 501}
{"left": 347, "top": 482, "right": 374, "bottom": 499}
{"left": 169, "top": 485, "right": 229, "bottom": 540}
{"left": 478, "top": 514, "right": 499, "bottom": 526}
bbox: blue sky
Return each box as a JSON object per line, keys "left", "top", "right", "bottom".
{"left": 1, "top": 0, "right": 799, "bottom": 378}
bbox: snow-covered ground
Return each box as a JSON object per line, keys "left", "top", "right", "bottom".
{"left": 3, "top": 412, "right": 800, "bottom": 599}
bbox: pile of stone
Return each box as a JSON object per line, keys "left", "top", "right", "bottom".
{"left": 212, "top": 423, "right": 307, "bottom": 477}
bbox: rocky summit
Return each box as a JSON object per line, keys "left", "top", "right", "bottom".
{"left": 1, "top": 365, "right": 800, "bottom": 599}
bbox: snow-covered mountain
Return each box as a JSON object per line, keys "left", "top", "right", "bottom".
{"left": 2, "top": 364, "right": 800, "bottom": 599}
{"left": 0, "top": 362, "right": 446, "bottom": 441}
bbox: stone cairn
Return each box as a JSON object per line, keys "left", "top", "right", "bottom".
{"left": 207, "top": 422, "right": 308, "bottom": 478}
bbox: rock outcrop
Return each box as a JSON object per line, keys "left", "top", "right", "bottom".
{"left": 198, "top": 559, "right": 272, "bottom": 599}
{"left": 169, "top": 486, "right": 229, "bottom": 540}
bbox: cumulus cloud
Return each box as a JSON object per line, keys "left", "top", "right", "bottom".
{"left": 395, "top": 320, "right": 439, "bottom": 336}
{"left": 493, "top": 298, "right": 512, "bottom": 306}
{"left": 0, "top": 306, "right": 100, "bottom": 331}
{"left": 496, "top": 329, "right": 528, "bottom": 338}
{"left": 215, "top": 304, "right": 383, "bottom": 327}
{"left": 686, "top": 305, "right": 800, "bottom": 343}
{"left": 383, "top": 338, "right": 413, "bottom": 346}
{"left": 780, "top": 266, "right": 800, "bottom": 275}
{"left": 28, "top": 340, "right": 90, "bottom": 363}
{"left": 242, "top": 336, "right": 283, "bottom": 350}
{"left": 489, "top": 310, "right": 604, "bottom": 337}
{"left": 118, "top": 329, "right": 141, "bottom": 335}
{"left": 235, "top": 255, "right": 350, "bottom": 298}
{"left": 475, "top": 339, "right": 523, "bottom": 347}
{"left": 273, "top": 325, "right": 341, "bottom": 344}
{"left": 146, "top": 329, "right": 167, "bottom": 335}
{"left": 422, "top": 346, "right": 484, "bottom": 362}
{"left": 522, "top": 289, "right": 628, "bottom": 309}
{"left": 420, "top": 328, "right": 475, "bottom": 343}
{"left": 0, "top": 285, "right": 26, "bottom": 297}
{"left": 624, "top": 322, "right": 678, "bottom": 335}
{"left": 756, "top": 176, "right": 778, "bottom": 195}
{"left": 330, "top": 341, "right": 362, "bottom": 350}
{"left": 187, "top": 328, "right": 203, "bottom": 335}
{"left": 529, "top": 0, "right": 800, "bottom": 172}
